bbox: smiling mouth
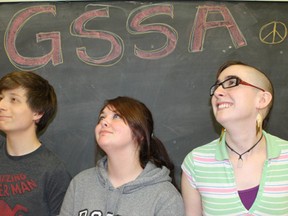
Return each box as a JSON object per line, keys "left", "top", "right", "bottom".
{"left": 217, "top": 103, "right": 232, "bottom": 109}
{"left": 0, "top": 116, "right": 10, "bottom": 120}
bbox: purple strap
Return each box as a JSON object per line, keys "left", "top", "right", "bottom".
{"left": 238, "top": 185, "right": 259, "bottom": 210}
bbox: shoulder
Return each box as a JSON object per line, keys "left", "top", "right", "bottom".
{"left": 74, "top": 167, "right": 97, "bottom": 179}
{"left": 69, "top": 157, "right": 108, "bottom": 187}
{"left": 140, "top": 179, "right": 183, "bottom": 205}
{"left": 140, "top": 164, "right": 181, "bottom": 196}
{"left": 150, "top": 181, "right": 184, "bottom": 215}
{"left": 265, "top": 132, "right": 288, "bottom": 153}
{"left": 66, "top": 167, "right": 99, "bottom": 194}
{"left": 266, "top": 133, "right": 288, "bottom": 145}
{"left": 155, "top": 181, "right": 182, "bottom": 197}
{"left": 70, "top": 167, "right": 97, "bottom": 184}
{"left": 182, "top": 138, "right": 221, "bottom": 178}
{"left": 36, "top": 145, "right": 70, "bottom": 178}
{"left": 183, "top": 138, "right": 218, "bottom": 161}
{"left": 39, "top": 145, "right": 62, "bottom": 160}
{"left": 265, "top": 131, "right": 288, "bottom": 141}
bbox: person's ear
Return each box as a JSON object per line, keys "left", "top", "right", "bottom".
{"left": 33, "top": 112, "right": 44, "bottom": 123}
{"left": 257, "top": 91, "right": 272, "bottom": 109}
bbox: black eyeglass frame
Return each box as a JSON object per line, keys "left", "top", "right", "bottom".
{"left": 210, "top": 76, "right": 265, "bottom": 96}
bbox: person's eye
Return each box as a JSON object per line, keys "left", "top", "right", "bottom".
{"left": 226, "top": 79, "right": 237, "bottom": 87}
{"left": 113, "top": 113, "right": 121, "bottom": 119}
{"left": 11, "top": 97, "right": 18, "bottom": 103}
{"left": 98, "top": 115, "right": 105, "bottom": 122}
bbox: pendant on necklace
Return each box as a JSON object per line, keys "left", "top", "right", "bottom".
{"left": 226, "top": 133, "right": 264, "bottom": 169}
{"left": 237, "top": 158, "right": 243, "bottom": 168}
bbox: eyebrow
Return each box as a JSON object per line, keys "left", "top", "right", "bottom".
{"left": 216, "top": 75, "right": 236, "bottom": 83}
{"left": 98, "top": 111, "right": 106, "bottom": 116}
{"left": 9, "top": 91, "right": 26, "bottom": 98}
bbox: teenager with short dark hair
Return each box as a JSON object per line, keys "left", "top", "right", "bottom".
{"left": 0, "top": 71, "right": 71, "bottom": 216}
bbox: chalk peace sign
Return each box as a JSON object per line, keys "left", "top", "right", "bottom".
{"left": 259, "top": 21, "right": 287, "bottom": 44}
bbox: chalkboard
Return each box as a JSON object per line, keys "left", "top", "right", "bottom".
{"left": 1, "top": 1, "right": 288, "bottom": 186}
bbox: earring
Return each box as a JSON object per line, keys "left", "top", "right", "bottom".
{"left": 256, "top": 113, "right": 262, "bottom": 135}
{"left": 219, "top": 128, "right": 226, "bottom": 143}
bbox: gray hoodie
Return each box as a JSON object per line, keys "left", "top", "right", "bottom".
{"left": 59, "top": 156, "right": 184, "bottom": 216}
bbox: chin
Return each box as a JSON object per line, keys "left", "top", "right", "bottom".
{"left": 215, "top": 116, "right": 228, "bottom": 126}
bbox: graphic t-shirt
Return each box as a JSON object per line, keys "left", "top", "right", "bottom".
{"left": 0, "top": 142, "right": 71, "bottom": 216}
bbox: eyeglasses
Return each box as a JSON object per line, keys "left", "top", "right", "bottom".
{"left": 210, "top": 76, "right": 265, "bottom": 96}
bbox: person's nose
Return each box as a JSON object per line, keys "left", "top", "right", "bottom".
{"left": 101, "top": 118, "right": 109, "bottom": 127}
{"left": 213, "top": 85, "right": 225, "bottom": 97}
{"left": 0, "top": 99, "right": 7, "bottom": 111}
